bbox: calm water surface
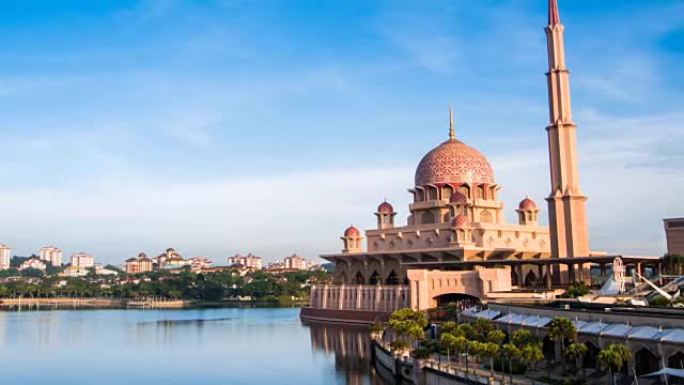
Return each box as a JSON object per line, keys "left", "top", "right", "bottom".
{"left": 0, "top": 308, "right": 388, "bottom": 385}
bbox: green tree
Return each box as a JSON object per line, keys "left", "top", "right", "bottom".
{"left": 510, "top": 329, "right": 536, "bottom": 348}
{"left": 598, "top": 344, "right": 631, "bottom": 385}
{"left": 453, "top": 335, "right": 472, "bottom": 374}
{"left": 388, "top": 308, "right": 427, "bottom": 352}
{"left": 487, "top": 329, "right": 506, "bottom": 345}
{"left": 519, "top": 343, "right": 544, "bottom": 372}
{"left": 473, "top": 318, "right": 494, "bottom": 341}
{"left": 566, "top": 342, "right": 588, "bottom": 378}
{"left": 502, "top": 343, "right": 520, "bottom": 384}
{"left": 478, "top": 342, "right": 500, "bottom": 378}
{"left": 548, "top": 317, "right": 576, "bottom": 373}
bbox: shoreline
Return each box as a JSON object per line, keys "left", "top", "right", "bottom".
{"left": 0, "top": 297, "right": 307, "bottom": 311}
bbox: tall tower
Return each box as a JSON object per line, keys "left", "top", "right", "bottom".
{"left": 544, "top": 0, "right": 590, "bottom": 262}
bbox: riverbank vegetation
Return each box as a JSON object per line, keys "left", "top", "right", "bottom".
{"left": 373, "top": 308, "right": 631, "bottom": 385}
{"left": 0, "top": 268, "right": 329, "bottom": 306}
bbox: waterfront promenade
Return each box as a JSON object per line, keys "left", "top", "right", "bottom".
{"left": 0, "top": 297, "right": 191, "bottom": 309}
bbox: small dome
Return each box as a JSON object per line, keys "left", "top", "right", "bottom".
{"left": 377, "top": 201, "right": 394, "bottom": 214}
{"left": 451, "top": 214, "right": 470, "bottom": 228}
{"left": 519, "top": 197, "right": 537, "bottom": 210}
{"left": 344, "top": 225, "right": 360, "bottom": 237}
{"left": 449, "top": 191, "right": 467, "bottom": 204}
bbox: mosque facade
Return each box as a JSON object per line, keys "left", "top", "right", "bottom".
{"left": 304, "top": 0, "right": 661, "bottom": 321}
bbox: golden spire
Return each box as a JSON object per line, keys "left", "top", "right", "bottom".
{"left": 448, "top": 105, "right": 455, "bottom": 140}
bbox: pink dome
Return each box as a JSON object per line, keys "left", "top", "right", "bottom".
{"left": 451, "top": 214, "right": 470, "bottom": 228}
{"left": 519, "top": 197, "right": 537, "bottom": 210}
{"left": 415, "top": 139, "right": 495, "bottom": 187}
{"left": 344, "top": 225, "right": 360, "bottom": 237}
{"left": 449, "top": 191, "right": 467, "bottom": 204}
{"left": 377, "top": 201, "right": 394, "bottom": 214}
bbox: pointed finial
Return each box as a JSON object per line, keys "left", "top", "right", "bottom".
{"left": 448, "top": 105, "right": 455, "bottom": 140}
{"left": 548, "top": 0, "right": 561, "bottom": 26}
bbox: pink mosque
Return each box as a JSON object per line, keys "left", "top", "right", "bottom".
{"left": 302, "top": 0, "right": 661, "bottom": 323}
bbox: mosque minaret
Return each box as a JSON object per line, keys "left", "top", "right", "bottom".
{"left": 544, "top": 0, "right": 590, "bottom": 262}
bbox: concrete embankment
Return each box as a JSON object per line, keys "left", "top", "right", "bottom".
{"left": 299, "top": 307, "right": 390, "bottom": 325}
{"left": 0, "top": 298, "right": 192, "bottom": 309}
{"left": 372, "top": 339, "right": 544, "bottom": 385}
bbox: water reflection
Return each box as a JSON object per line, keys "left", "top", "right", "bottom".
{"left": 306, "top": 321, "right": 388, "bottom": 385}
{"left": 0, "top": 308, "right": 391, "bottom": 385}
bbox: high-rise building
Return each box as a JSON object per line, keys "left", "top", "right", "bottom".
{"left": 39, "top": 246, "right": 63, "bottom": 267}
{"left": 227, "top": 253, "right": 262, "bottom": 270}
{"left": 665, "top": 218, "right": 684, "bottom": 256}
{"left": 70, "top": 252, "right": 95, "bottom": 268}
{"left": 125, "top": 253, "right": 154, "bottom": 274}
{"left": 0, "top": 244, "right": 11, "bottom": 270}
{"left": 283, "top": 254, "right": 316, "bottom": 271}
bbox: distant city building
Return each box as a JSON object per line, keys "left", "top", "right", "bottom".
{"left": 70, "top": 252, "right": 95, "bottom": 269}
{"left": 95, "top": 265, "right": 119, "bottom": 276}
{"left": 125, "top": 253, "right": 153, "bottom": 274}
{"left": 39, "top": 246, "right": 63, "bottom": 267}
{"left": 227, "top": 253, "right": 262, "bottom": 270}
{"left": 189, "top": 257, "right": 213, "bottom": 273}
{"left": 156, "top": 248, "right": 185, "bottom": 269}
{"left": 283, "top": 254, "right": 317, "bottom": 271}
{"left": 665, "top": 218, "right": 684, "bottom": 255}
{"left": 0, "top": 244, "right": 11, "bottom": 270}
{"left": 19, "top": 257, "right": 47, "bottom": 271}
{"left": 60, "top": 265, "right": 89, "bottom": 277}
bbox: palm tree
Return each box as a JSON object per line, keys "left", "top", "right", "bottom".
{"left": 439, "top": 333, "right": 457, "bottom": 367}
{"left": 519, "top": 344, "right": 544, "bottom": 373}
{"left": 598, "top": 344, "right": 631, "bottom": 385}
{"left": 502, "top": 343, "right": 520, "bottom": 384}
{"left": 476, "top": 342, "right": 500, "bottom": 378}
{"left": 566, "top": 342, "right": 588, "bottom": 379}
{"left": 548, "top": 317, "right": 576, "bottom": 373}
{"left": 453, "top": 335, "right": 471, "bottom": 375}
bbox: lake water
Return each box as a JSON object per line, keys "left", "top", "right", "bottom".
{"left": 0, "top": 307, "right": 387, "bottom": 385}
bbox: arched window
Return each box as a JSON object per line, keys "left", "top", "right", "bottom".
{"left": 369, "top": 271, "right": 381, "bottom": 285}
{"left": 386, "top": 270, "right": 400, "bottom": 285}
{"left": 480, "top": 210, "right": 493, "bottom": 223}
{"left": 354, "top": 271, "right": 365, "bottom": 285}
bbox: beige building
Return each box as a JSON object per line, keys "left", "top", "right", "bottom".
{"left": 70, "top": 252, "right": 95, "bottom": 269}
{"left": 125, "top": 253, "right": 153, "bottom": 274}
{"left": 19, "top": 257, "right": 47, "bottom": 271}
{"left": 665, "top": 218, "right": 684, "bottom": 256}
{"left": 0, "top": 244, "right": 10, "bottom": 270}
{"left": 228, "top": 253, "right": 262, "bottom": 270}
{"left": 39, "top": 246, "right": 63, "bottom": 267}
{"left": 284, "top": 254, "right": 316, "bottom": 270}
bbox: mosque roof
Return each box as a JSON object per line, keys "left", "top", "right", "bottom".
{"left": 377, "top": 201, "right": 394, "bottom": 214}
{"left": 519, "top": 197, "right": 537, "bottom": 210}
{"left": 415, "top": 139, "right": 495, "bottom": 187}
{"left": 344, "top": 226, "right": 360, "bottom": 237}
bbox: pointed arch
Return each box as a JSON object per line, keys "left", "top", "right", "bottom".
{"left": 353, "top": 271, "right": 365, "bottom": 285}
{"left": 369, "top": 271, "right": 381, "bottom": 285}
{"left": 386, "top": 270, "right": 400, "bottom": 285}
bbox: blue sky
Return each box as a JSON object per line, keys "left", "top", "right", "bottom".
{"left": 0, "top": 0, "right": 682, "bottom": 264}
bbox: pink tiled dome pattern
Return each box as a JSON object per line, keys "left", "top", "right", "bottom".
{"left": 449, "top": 191, "right": 467, "bottom": 204}
{"left": 519, "top": 197, "right": 537, "bottom": 210}
{"left": 415, "top": 139, "right": 495, "bottom": 187}
{"left": 451, "top": 214, "right": 471, "bottom": 228}
{"left": 344, "top": 226, "right": 360, "bottom": 237}
{"left": 377, "top": 201, "right": 394, "bottom": 214}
